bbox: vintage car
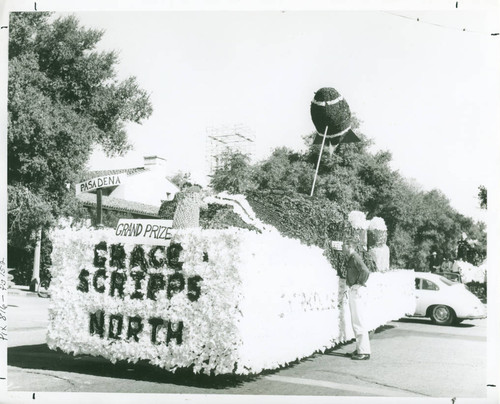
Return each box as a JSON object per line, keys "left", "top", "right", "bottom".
{"left": 411, "top": 272, "right": 486, "bottom": 326}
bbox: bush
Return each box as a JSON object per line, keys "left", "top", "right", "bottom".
{"left": 200, "top": 204, "right": 259, "bottom": 232}
{"left": 158, "top": 199, "right": 178, "bottom": 220}
{"left": 246, "top": 190, "right": 347, "bottom": 248}
{"left": 466, "top": 281, "right": 487, "bottom": 303}
{"left": 159, "top": 190, "right": 379, "bottom": 278}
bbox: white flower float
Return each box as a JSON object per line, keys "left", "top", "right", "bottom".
{"left": 47, "top": 197, "right": 415, "bottom": 375}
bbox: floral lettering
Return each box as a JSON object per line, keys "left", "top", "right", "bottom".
{"left": 76, "top": 269, "right": 89, "bottom": 293}
{"left": 93, "top": 242, "right": 107, "bottom": 267}
{"left": 130, "top": 271, "right": 145, "bottom": 299}
{"left": 147, "top": 318, "right": 183, "bottom": 345}
{"left": 167, "top": 243, "right": 183, "bottom": 270}
{"left": 110, "top": 271, "right": 126, "bottom": 298}
{"left": 148, "top": 318, "right": 164, "bottom": 344}
{"left": 187, "top": 276, "right": 203, "bottom": 302}
{"left": 167, "top": 321, "right": 183, "bottom": 345}
{"left": 89, "top": 310, "right": 105, "bottom": 337}
{"left": 93, "top": 269, "right": 107, "bottom": 293}
{"left": 110, "top": 244, "right": 126, "bottom": 269}
{"left": 147, "top": 273, "right": 165, "bottom": 300}
{"left": 108, "top": 314, "right": 123, "bottom": 339}
{"left": 127, "top": 316, "right": 144, "bottom": 342}
{"left": 129, "top": 245, "right": 148, "bottom": 272}
{"left": 167, "top": 272, "right": 185, "bottom": 298}
{"left": 148, "top": 246, "right": 166, "bottom": 268}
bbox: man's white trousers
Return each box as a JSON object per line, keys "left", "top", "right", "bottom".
{"left": 349, "top": 284, "right": 371, "bottom": 355}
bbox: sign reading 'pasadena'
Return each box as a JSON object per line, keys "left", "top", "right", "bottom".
{"left": 115, "top": 219, "right": 174, "bottom": 245}
{"left": 76, "top": 174, "right": 125, "bottom": 194}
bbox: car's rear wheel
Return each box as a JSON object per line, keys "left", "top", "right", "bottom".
{"left": 430, "top": 305, "right": 455, "bottom": 326}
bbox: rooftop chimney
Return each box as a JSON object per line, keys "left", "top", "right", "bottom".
{"left": 144, "top": 155, "right": 167, "bottom": 172}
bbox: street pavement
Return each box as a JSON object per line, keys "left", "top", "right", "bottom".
{"left": 5, "top": 285, "right": 491, "bottom": 399}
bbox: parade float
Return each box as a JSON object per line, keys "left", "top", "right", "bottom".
{"left": 47, "top": 86, "right": 416, "bottom": 375}
{"left": 47, "top": 194, "right": 415, "bottom": 375}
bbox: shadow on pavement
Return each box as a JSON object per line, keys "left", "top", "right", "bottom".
{"left": 397, "top": 318, "right": 475, "bottom": 328}
{"left": 321, "top": 324, "right": 396, "bottom": 358}
{"left": 8, "top": 344, "right": 258, "bottom": 389}
{"left": 7, "top": 323, "right": 404, "bottom": 388}
{"left": 373, "top": 324, "right": 396, "bottom": 333}
{"left": 324, "top": 352, "right": 351, "bottom": 358}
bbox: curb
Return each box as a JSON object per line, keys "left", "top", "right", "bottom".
{"left": 8, "top": 288, "right": 42, "bottom": 297}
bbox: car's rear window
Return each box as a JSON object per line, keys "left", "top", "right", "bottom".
{"left": 438, "top": 276, "right": 456, "bottom": 286}
{"left": 422, "top": 279, "right": 439, "bottom": 290}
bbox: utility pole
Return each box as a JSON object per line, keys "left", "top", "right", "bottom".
{"left": 29, "top": 228, "right": 42, "bottom": 292}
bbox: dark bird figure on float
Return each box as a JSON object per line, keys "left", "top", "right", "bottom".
{"left": 309, "top": 87, "right": 361, "bottom": 196}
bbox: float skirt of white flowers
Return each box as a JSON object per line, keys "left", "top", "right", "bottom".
{"left": 47, "top": 226, "right": 415, "bottom": 375}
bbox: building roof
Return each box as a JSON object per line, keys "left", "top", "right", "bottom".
{"left": 79, "top": 167, "right": 147, "bottom": 181}
{"left": 77, "top": 192, "right": 160, "bottom": 217}
{"left": 163, "top": 180, "right": 180, "bottom": 194}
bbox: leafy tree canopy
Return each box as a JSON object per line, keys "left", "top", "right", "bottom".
{"left": 169, "top": 171, "right": 193, "bottom": 190}
{"left": 7, "top": 12, "right": 153, "bottom": 272}
{"left": 210, "top": 150, "right": 258, "bottom": 194}
{"left": 478, "top": 185, "right": 487, "bottom": 209}
{"left": 209, "top": 118, "right": 486, "bottom": 270}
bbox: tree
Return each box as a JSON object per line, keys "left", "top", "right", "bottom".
{"left": 208, "top": 115, "right": 486, "bottom": 272}
{"left": 253, "top": 147, "right": 315, "bottom": 194}
{"left": 210, "top": 150, "right": 258, "bottom": 194}
{"left": 8, "top": 12, "right": 153, "bottom": 282}
{"left": 478, "top": 185, "right": 487, "bottom": 209}
{"left": 169, "top": 171, "right": 193, "bottom": 190}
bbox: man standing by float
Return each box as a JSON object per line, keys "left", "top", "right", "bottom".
{"left": 344, "top": 240, "right": 371, "bottom": 360}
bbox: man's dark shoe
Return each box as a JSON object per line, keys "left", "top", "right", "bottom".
{"left": 351, "top": 353, "right": 370, "bottom": 360}
{"left": 348, "top": 350, "right": 358, "bottom": 357}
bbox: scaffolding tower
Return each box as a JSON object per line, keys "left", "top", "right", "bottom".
{"left": 206, "top": 124, "right": 256, "bottom": 176}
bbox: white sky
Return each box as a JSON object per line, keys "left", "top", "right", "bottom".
{"left": 48, "top": 7, "right": 500, "bottom": 222}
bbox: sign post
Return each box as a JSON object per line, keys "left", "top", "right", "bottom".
{"left": 331, "top": 240, "right": 344, "bottom": 251}
{"left": 76, "top": 174, "right": 126, "bottom": 228}
{"left": 96, "top": 188, "right": 103, "bottom": 228}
